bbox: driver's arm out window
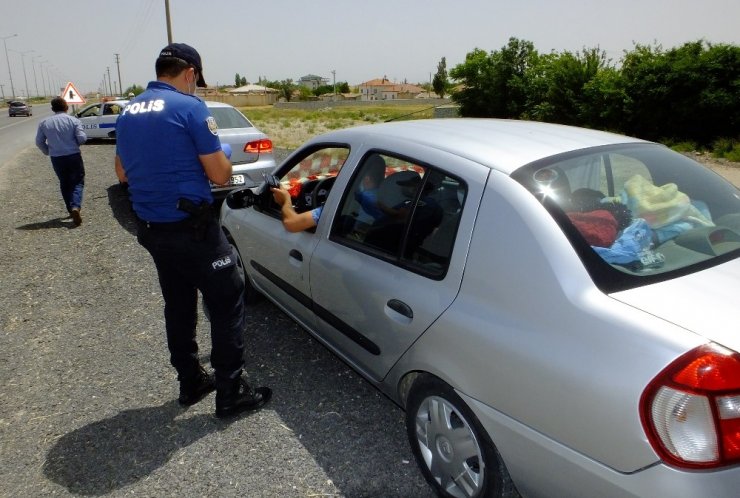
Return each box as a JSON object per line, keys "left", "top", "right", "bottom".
{"left": 274, "top": 146, "right": 349, "bottom": 216}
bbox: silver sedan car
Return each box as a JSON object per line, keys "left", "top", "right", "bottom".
{"left": 205, "top": 101, "right": 276, "bottom": 197}
{"left": 220, "top": 119, "right": 740, "bottom": 498}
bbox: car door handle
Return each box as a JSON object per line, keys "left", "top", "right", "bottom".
{"left": 289, "top": 249, "right": 303, "bottom": 262}
{"left": 387, "top": 299, "right": 413, "bottom": 319}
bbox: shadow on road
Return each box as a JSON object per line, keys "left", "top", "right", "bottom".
{"left": 106, "top": 182, "right": 137, "bottom": 235}
{"left": 16, "top": 216, "right": 77, "bottom": 230}
{"left": 42, "top": 400, "right": 242, "bottom": 495}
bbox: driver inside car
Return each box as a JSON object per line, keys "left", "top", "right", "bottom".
{"left": 271, "top": 185, "right": 322, "bottom": 232}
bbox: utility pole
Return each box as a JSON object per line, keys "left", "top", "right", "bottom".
{"left": 115, "top": 53, "right": 123, "bottom": 95}
{"left": 0, "top": 83, "right": 4, "bottom": 100}
{"left": 106, "top": 66, "right": 113, "bottom": 96}
{"left": 165, "top": 0, "right": 173, "bottom": 43}
{"left": 331, "top": 69, "right": 336, "bottom": 101}
{"left": 1, "top": 33, "right": 18, "bottom": 98}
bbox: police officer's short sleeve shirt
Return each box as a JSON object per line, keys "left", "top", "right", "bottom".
{"left": 116, "top": 81, "right": 222, "bottom": 222}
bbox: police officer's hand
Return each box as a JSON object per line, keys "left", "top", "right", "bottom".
{"left": 221, "top": 143, "right": 232, "bottom": 159}
{"left": 271, "top": 186, "right": 292, "bottom": 207}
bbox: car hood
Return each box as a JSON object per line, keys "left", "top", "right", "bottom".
{"left": 610, "top": 257, "right": 740, "bottom": 352}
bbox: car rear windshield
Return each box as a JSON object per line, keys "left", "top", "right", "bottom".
{"left": 10, "top": 102, "right": 26, "bottom": 107}
{"left": 512, "top": 143, "right": 740, "bottom": 291}
{"left": 208, "top": 107, "right": 252, "bottom": 130}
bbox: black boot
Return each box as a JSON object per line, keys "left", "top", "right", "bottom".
{"left": 215, "top": 375, "right": 272, "bottom": 418}
{"left": 178, "top": 365, "right": 215, "bottom": 406}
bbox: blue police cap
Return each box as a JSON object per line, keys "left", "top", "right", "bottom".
{"left": 159, "top": 43, "right": 207, "bottom": 87}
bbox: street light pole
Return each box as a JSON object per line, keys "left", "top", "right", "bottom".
{"left": 14, "top": 49, "right": 33, "bottom": 99}
{"left": 1, "top": 33, "right": 18, "bottom": 98}
{"left": 31, "top": 55, "right": 41, "bottom": 97}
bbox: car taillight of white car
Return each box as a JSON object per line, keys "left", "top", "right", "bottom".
{"left": 641, "top": 343, "right": 740, "bottom": 468}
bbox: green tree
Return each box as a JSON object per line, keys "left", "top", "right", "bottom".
{"left": 450, "top": 38, "right": 539, "bottom": 118}
{"left": 535, "top": 47, "right": 610, "bottom": 126}
{"left": 432, "top": 57, "right": 448, "bottom": 98}
{"left": 313, "top": 82, "right": 350, "bottom": 96}
{"left": 123, "top": 84, "right": 145, "bottom": 97}
{"left": 264, "top": 79, "right": 296, "bottom": 101}
{"left": 234, "top": 73, "right": 241, "bottom": 87}
{"left": 620, "top": 41, "right": 740, "bottom": 144}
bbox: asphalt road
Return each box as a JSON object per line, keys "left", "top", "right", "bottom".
{"left": 0, "top": 138, "right": 434, "bottom": 497}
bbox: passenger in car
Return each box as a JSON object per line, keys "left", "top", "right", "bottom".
{"left": 365, "top": 175, "right": 444, "bottom": 255}
{"left": 354, "top": 154, "right": 387, "bottom": 225}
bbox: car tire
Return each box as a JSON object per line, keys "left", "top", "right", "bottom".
{"left": 406, "top": 375, "right": 519, "bottom": 498}
{"left": 227, "top": 235, "right": 262, "bottom": 306}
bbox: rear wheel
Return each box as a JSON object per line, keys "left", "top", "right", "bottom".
{"left": 406, "top": 376, "right": 518, "bottom": 498}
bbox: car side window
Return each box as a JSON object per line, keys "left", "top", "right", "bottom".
{"left": 331, "top": 152, "right": 466, "bottom": 279}
{"left": 78, "top": 104, "right": 100, "bottom": 118}
{"left": 104, "top": 104, "right": 122, "bottom": 115}
{"left": 274, "top": 146, "right": 350, "bottom": 214}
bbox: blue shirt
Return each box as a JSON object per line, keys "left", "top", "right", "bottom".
{"left": 35, "top": 112, "right": 87, "bottom": 157}
{"left": 115, "top": 81, "right": 221, "bottom": 222}
{"left": 354, "top": 188, "right": 383, "bottom": 224}
{"left": 311, "top": 206, "right": 323, "bottom": 224}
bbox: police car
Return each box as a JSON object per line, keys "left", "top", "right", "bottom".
{"left": 205, "top": 101, "right": 276, "bottom": 197}
{"left": 74, "top": 100, "right": 128, "bottom": 139}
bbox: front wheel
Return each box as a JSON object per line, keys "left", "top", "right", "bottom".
{"left": 406, "top": 376, "right": 518, "bottom": 498}
{"left": 227, "top": 235, "right": 262, "bottom": 305}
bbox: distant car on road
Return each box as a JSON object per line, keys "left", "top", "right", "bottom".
{"left": 74, "top": 100, "right": 128, "bottom": 139}
{"left": 205, "top": 101, "right": 275, "bottom": 197}
{"left": 8, "top": 100, "right": 32, "bottom": 117}
{"left": 221, "top": 119, "right": 740, "bottom": 498}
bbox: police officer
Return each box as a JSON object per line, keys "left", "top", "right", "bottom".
{"left": 114, "top": 43, "right": 271, "bottom": 418}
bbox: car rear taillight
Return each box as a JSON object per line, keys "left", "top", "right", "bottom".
{"left": 244, "top": 139, "right": 273, "bottom": 154}
{"left": 641, "top": 344, "right": 740, "bottom": 468}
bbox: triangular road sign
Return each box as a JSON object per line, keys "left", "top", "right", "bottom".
{"left": 62, "top": 82, "right": 86, "bottom": 105}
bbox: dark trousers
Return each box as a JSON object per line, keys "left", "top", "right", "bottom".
{"left": 50, "top": 153, "right": 85, "bottom": 212}
{"left": 136, "top": 218, "right": 246, "bottom": 386}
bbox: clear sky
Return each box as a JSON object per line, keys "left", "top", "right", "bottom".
{"left": 1, "top": 0, "right": 739, "bottom": 97}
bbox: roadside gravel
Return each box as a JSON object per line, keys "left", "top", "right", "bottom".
{"left": 0, "top": 142, "right": 432, "bottom": 497}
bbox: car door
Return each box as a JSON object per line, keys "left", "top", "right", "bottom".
{"left": 97, "top": 102, "right": 125, "bottom": 137}
{"left": 309, "top": 145, "right": 489, "bottom": 382}
{"left": 229, "top": 144, "right": 351, "bottom": 328}
{"left": 76, "top": 104, "right": 103, "bottom": 137}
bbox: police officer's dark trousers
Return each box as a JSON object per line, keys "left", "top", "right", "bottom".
{"left": 136, "top": 216, "right": 246, "bottom": 386}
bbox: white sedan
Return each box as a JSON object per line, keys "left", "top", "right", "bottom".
{"left": 221, "top": 119, "right": 740, "bottom": 498}
{"left": 74, "top": 100, "right": 128, "bottom": 139}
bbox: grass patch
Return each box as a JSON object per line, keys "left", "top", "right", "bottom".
{"left": 712, "top": 138, "right": 740, "bottom": 163}
{"left": 240, "top": 104, "right": 437, "bottom": 148}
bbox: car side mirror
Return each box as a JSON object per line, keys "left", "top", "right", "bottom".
{"left": 226, "top": 186, "right": 259, "bottom": 209}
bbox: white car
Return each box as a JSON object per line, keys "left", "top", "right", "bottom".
{"left": 74, "top": 100, "right": 128, "bottom": 139}
{"left": 205, "top": 101, "right": 276, "bottom": 197}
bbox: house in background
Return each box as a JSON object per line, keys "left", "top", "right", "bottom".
{"left": 298, "top": 74, "right": 329, "bottom": 90}
{"left": 358, "top": 77, "right": 424, "bottom": 101}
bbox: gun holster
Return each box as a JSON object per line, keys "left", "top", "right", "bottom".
{"left": 176, "top": 198, "right": 213, "bottom": 241}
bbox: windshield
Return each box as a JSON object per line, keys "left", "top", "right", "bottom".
{"left": 208, "top": 107, "right": 252, "bottom": 130}
{"left": 512, "top": 143, "right": 740, "bottom": 291}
